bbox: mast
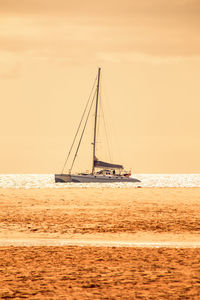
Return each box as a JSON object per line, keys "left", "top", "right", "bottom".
{"left": 92, "top": 67, "right": 101, "bottom": 174}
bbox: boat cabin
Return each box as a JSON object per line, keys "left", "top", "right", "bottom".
{"left": 96, "top": 169, "right": 116, "bottom": 175}
{"left": 95, "top": 169, "right": 131, "bottom": 177}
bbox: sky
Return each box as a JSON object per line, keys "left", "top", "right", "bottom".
{"left": 1, "top": 0, "right": 200, "bottom": 173}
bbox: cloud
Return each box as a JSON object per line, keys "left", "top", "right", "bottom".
{"left": 97, "top": 51, "right": 200, "bottom": 64}
{"left": 0, "top": 0, "right": 199, "bottom": 16}
{"left": 0, "top": 0, "right": 200, "bottom": 62}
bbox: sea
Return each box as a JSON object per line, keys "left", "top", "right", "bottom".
{"left": 0, "top": 174, "right": 199, "bottom": 188}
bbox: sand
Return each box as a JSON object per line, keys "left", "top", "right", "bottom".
{"left": 0, "top": 187, "right": 200, "bottom": 298}
{"left": 1, "top": 247, "right": 200, "bottom": 299}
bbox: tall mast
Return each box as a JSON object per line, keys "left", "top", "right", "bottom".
{"left": 92, "top": 67, "right": 101, "bottom": 174}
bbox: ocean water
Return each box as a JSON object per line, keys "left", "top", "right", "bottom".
{"left": 0, "top": 174, "right": 199, "bottom": 188}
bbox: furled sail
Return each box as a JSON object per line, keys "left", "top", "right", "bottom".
{"left": 94, "top": 158, "right": 123, "bottom": 169}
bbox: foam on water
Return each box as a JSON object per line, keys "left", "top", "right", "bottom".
{"left": 0, "top": 238, "right": 200, "bottom": 248}
{"left": 0, "top": 174, "right": 199, "bottom": 188}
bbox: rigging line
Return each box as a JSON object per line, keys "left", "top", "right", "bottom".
{"left": 96, "top": 82, "right": 101, "bottom": 148}
{"left": 100, "top": 99, "right": 112, "bottom": 162}
{"left": 61, "top": 76, "right": 97, "bottom": 174}
{"left": 69, "top": 89, "right": 97, "bottom": 174}
{"left": 100, "top": 75, "right": 115, "bottom": 159}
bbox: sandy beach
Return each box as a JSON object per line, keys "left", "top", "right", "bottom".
{"left": 0, "top": 187, "right": 200, "bottom": 298}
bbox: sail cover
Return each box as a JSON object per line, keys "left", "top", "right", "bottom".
{"left": 94, "top": 159, "right": 123, "bottom": 169}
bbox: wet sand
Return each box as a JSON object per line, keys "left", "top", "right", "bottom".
{"left": 0, "top": 188, "right": 200, "bottom": 298}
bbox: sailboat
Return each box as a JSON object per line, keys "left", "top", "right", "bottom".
{"left": 55, "top": 68, "right": 140, "bottom": 183}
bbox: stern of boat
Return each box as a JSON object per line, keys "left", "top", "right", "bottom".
{"left": 55, "top": 174, "right": 72, "bottom": 183}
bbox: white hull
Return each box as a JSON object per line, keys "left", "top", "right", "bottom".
{"left": 55, "top": 174, "right": 140, "bottom": 183}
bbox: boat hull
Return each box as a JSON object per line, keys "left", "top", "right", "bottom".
{"left": 55, "top": 174, "right": 140, "bottom": 183}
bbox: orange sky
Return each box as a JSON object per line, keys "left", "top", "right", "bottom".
{"left": 1, "top": 0, "right": 200, "bottom": 173}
